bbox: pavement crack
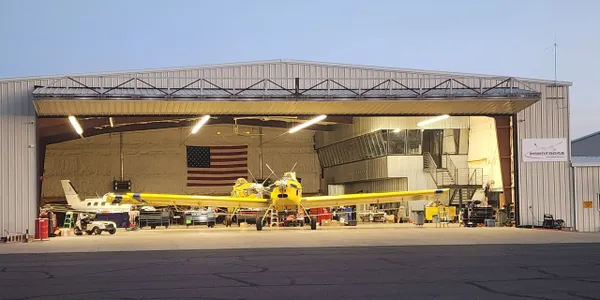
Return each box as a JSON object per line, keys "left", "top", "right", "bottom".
{"left": 225, "top": 262, "right": 269, "bottom": 273}
{"left": 1, "top": 268, "right": 54, "bottom": 279}
{"left": 465, "top": 281, "right": 553, "bottom": 300}
{"left": 567, "top": 292, "right": 600, "bottom": 300}
{"left": 213, "top": 273, "right": 258, "bottom": 286}
{"left": 73, "top": 265, "right": 149, "bottom": 277}
{"left": 518, "top": 266, "right": 561, "bottom": 278}
{"left": 377, "top": 257, "right": 402, "bottom": 265}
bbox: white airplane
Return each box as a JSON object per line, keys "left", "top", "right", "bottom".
{"left": 60, "top": 179, "right": 149, "bottom": 213}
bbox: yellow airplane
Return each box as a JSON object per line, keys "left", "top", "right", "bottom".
{"left": 109, "top": 169, "right": 449, "bottom": 231}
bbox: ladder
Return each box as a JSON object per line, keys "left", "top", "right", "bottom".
{"left": 269, "top": 209, "right": 279, "bottom": 227}
{"left": 435, "top": 207, "right": 450, "bottom": 228}
{"left": 63, "top": 212, "right": 75, "bottom": 228}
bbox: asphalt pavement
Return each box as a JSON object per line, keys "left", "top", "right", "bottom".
{"left": 1, "top": 242, "right": 600, "bottom": 300}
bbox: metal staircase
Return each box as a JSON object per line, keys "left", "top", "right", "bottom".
{"left": 423, "top": 153, "right": 483, "bottom": 208}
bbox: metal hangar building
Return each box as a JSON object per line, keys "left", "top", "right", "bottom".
{"left": 1, "top": 59, "right": 586, "bottom": 235}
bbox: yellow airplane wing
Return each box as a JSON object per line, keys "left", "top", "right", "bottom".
{"left": 300, "top": 188, "right": 449, "bottom": 208}
{"left": 109, "top": 192, "right": 269, "bottom": 209}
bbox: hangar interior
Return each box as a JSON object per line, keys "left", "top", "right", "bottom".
{"left": 39, "top": 114, "right": 509, "bottom": 223}
{"left": 1, "top": 60, "right": 577, "bottom": 235}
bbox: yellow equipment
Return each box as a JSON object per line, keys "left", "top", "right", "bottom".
{"left": 425, "top": 206, "right": 457, "bottom": 222}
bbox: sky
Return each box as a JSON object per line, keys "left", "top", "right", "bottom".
{"left": 1, "top": 0, "right": 598, "bottom": 139}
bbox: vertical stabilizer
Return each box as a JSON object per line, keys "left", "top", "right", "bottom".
{"left": 60, "top": 180, "right": 82, "bottom": 205}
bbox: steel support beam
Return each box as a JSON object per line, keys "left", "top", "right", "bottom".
{"left": 494, "top": 116, "right": 513, "bottom": 210}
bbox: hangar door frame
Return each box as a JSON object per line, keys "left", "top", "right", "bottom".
{"left": 32, "top": 75, "right": 539, "bottom": 226}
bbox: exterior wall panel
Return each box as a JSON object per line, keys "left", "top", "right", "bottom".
{"left": 516, "top": 85, "right": 572, "bottom": 228}
{"left": 574, "top": 167, "right": 600, "bottom": 232}
{"left": 0, "top": 81, "right": 38, "bottom": 236}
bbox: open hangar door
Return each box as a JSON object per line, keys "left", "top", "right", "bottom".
{"left": 32, "top": 75, "right": 540, "bottom": 227}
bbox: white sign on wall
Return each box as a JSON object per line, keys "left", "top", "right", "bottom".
{"left": 522, "top": 138, "right": 568, "bottom": 162}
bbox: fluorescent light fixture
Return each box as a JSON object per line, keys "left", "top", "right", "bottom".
{"left": 417, "top": 114, "right": 450, "bottom": 127}
{"left": 289, "top": 115, "right": 327, "bottom": 133}
{"left": 191, "top": 115, "right": 211, "bottom": 134}
{"left": 68, "top": 116, "right": 83, "bottom": 135}
{"left": 109, "top": 117, "right": 114, "bottom": 128}
{"left": 392, "top": 129, "right": 401, "bottom": 133}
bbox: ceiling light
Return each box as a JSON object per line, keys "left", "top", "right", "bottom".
{"left": 417, "top": 114, "right": 450, "bottom": 127}
{"left": 68, "top": 116, "right": 83, "bottom": 135}
{"left": 289, "top": 115, "right": 327, "bottom": 133}
{"left": 392, "top": 129, "right": 401, "bottom": 133}
{"left": 191, "top": 115, "right": 211, "bottom": 134}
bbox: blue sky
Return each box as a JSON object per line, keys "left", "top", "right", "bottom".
{"left": 1, "top": 0, "right": 598, "bottom": 139}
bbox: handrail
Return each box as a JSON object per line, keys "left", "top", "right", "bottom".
{"left": 423, "top": 152, "right": 438, "bottom": 185}
{"left": 445, "top": 154, "right": 457, "bottom": 182}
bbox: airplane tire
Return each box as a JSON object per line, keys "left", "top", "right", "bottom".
{"left": 310, "top": 217, "right": 317, "bottom": 230}
{"left": 256, "top": 219, "right": 263, "bottom": 231}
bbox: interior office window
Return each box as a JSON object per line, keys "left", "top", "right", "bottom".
{"left": 406, "top": 130, "right": 423, "bottom": 155}
{"left": 368, "top": 132, "right": 378, "bottom": 157}
{"left": 337, "top": 141, "right": 348, "bottom": 164}
{"left": 348, "top": 138, "right": 360, "bottom": 162}
{"left": 375, "top": 131, "right": 385, "bottom": 157}
{"left": 361, "top": 135, "right": 374, "bottom": 158}
{"left": 388, "top": 129, "right": 406, "bottom": 155}
{"left": 322, "top": 147, "right": 333, "bottom": 167}
{"left": 355, "top": 135, "right": 367, "bottom": 160}
{"left": 380, "top": 129, "right": 388, "bottom": 154}
{"left": 317, "top": 149, "right": 325, "bottom": 166}
{"left": 332, "top": 144, "right": 342, "bottom": 165}
{"left": 442, "top": 129, "right": 459, "bottom": 155}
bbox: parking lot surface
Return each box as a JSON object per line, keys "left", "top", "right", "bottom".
{"left": 2, "top": 226, "right": 600, "bottom": 299}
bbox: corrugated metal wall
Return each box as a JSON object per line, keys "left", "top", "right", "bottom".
{"left": 0, "top": 60, "right": 573, "bottom": 234}
{"left": 387, "top": 156, "right": 437, "bottom": 191}
{"left": 516, "top": 85, "right": 572, "bottom": 228}
{"left": 0, "top": 81, "right": 39, "bottom": 236}
{"left": 41, "top": 125, "right": 321, "bottom": 198}
{"left": 323, "top": 157, "right": 388, "bottom": 184}
{"left": 574, "top": 167, "right": 600, "bottom": 232}
{"left": 343, "top": 178, "right": 408, "bottom": 194}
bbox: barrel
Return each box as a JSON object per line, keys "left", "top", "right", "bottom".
{"left": 412, "top": 211, "right": 425, "bottom": 226}
{"left": 35, "top": 218, "right": 49, "bottom": 240}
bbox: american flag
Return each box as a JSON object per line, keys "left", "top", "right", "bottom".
{"left": 186, "top": 145, "right": 248, "bottom": 187}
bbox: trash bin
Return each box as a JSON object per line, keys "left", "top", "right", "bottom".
{"left": 412, "top": 211, "right": 425, "bottom": 226}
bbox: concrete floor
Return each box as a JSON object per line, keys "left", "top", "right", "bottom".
{"left": 2, "top": 223, "right": 600, "bottom": 254}
{"left": 1, "top": 225, "right": 600, "bottom": 299}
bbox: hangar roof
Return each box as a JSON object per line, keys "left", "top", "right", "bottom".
{"left": 26, "top": 59, "right": 546, "bottom": 117}
{"left": 0, "top": 59, "right": 573, "bottom": 86}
